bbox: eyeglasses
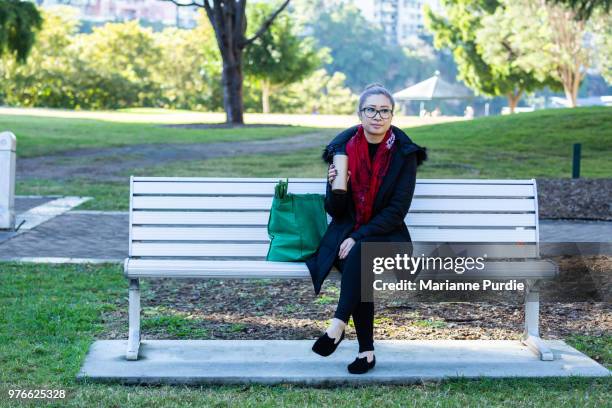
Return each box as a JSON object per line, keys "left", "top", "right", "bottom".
{"left": 361, "top": 107, "right": 393, "bottom": 119}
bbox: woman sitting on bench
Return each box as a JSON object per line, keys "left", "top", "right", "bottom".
{"left": 306, "top": 83, "right": 427, "bottom": 374}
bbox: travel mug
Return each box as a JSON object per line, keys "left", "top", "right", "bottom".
{"left": 331, "top": 153, "right": 348, "bottom": 194}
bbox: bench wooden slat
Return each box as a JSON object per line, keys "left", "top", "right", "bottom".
{"left": 407, "top": 228, "right": 537, "bottom": 242}
{"left": 131, "top": 243, "right": 538, "bottom": 258}
{"left": 133, "top": 181, "right": 535, "bottom": 197}
{"left": 132, "top": 196, "right": 536, "bottom": 212}
{"left": 131, "top": 226, "right": 537, "bottom": 243}
{"left": 133, "top": 177, "right": 536, "bottom": 184}
{"left": 132, "top": 226, "right": 270, "bottom": 241}
{"left": 131, "top": 235, "right": 537, "bottom": 257}
{"left": 132, "top": 211, "right": 537, "bottom": 227}
{"left": 131, "top": 242, "right": 270, "bottom": 257}
{"left": 133, "top": 211, "right": 270, "bottom": 225}
{"left": 124, "top": 259, "right": 558, "bottom": 280}
{"left": 406, "top": 213, "right": 536, "bottom": 227}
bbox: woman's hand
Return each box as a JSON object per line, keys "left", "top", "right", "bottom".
{"left": 338, "top": 237, "right": 356, "bottom": 259}
{"left": 328, "top": 164, "right": 351, "bottom": 185}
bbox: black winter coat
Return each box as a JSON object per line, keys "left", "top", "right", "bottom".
{"left": 305, "top": 125, "right": 428, "bottom": 294}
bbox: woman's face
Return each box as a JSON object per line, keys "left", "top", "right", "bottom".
{"left": 359, "top": 94, "right": 393, "bottom": 138}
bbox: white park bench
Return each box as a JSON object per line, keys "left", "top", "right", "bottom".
{"left": 123, "top": 177, "right": 558, "bottom": 362}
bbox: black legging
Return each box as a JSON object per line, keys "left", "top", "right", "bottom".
{"left": 333, "top": 235, "right": 391, "bottom": 353}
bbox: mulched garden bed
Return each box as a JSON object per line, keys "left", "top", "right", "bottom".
{"left": 537, "top": 178, "right": 611, "bottom": 220}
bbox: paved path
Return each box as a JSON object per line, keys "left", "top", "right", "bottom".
{"left": 540, "top": 219, "right": 612, "bottom": 242}
{"left": 16, "top": 130, "right": 334, "bottom": 182}
{"left": 0, "top": 196, "right": 61, "bottom": 246}
{"left": 0, "top": 212, "right": 127, "bottom": 260}
{"left": 1, "top": 197, "right": 610, "bottom": 261}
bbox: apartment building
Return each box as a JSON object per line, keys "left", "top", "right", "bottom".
{"left": 354, "top": 0, "right": 442, "bottom": 44}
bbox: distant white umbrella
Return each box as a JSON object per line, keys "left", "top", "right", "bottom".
{"left": 393, "top": 71, "right": 474, "bottom": 101}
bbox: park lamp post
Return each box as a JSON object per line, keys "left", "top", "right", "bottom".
{"left": 0, "top": 131, "right": 16, "bottom": 230}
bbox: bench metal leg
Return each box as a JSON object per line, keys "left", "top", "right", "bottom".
{"left": 126, "top": 278, "right": 141, "bottom": 360}
{"left": 521, "top": 280, "right": 554, "bottom": 361}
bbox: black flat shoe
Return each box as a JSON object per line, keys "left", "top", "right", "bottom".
{"left": 348, "top": 355, "right": 376, "bottom": 374}
{"left": 312, "top": 330, "right": 345, "bottom": 357}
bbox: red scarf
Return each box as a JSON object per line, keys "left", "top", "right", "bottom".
{"left": 345, "top": 125, "right": 397, "bottom": 232}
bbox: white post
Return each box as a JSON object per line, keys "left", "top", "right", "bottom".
{"left": 0, "top": 132, "right": 16, "bottom": 230}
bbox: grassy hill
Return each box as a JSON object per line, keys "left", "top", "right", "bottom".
{"left": 405, "top": 106, "right": 611, "bottom": 179}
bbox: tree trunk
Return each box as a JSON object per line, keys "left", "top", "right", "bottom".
{"left": 564, "top": 86, "right": 577, "bottom": 108}
{"left": 558, "top": 59, "right": 584, "bottom": 108}
{"left": 210, "top": 1, "right": 246, "bottom": 125}
{"left": 261, "top": 79, "right": 270, "bottom": 114}
{"left": 221, "top": 57, "right": 244, "bottom": 125}
{"left": 568, "top": 60, "right": 583, "bottom": 107}
{"left": 507, "top": 89, "right": 522, "bottom": 113}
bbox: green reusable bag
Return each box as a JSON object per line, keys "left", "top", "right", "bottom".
{"left": 266, "top": 179, "right": 328, "bottom": 261}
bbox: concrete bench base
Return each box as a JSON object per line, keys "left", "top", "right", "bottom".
{"left": 77, "top": 339, "right": 610, "bottom": 385}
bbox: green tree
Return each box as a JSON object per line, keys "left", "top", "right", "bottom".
{"left": 0, "top": 0, "right": 42, "bottom": 62}
{"left": 548, "top": 0, "right": 610, "bottom": 20}
{"left": 425, "top": 0, "right": 554, "bottom": 112}
{"left": 0, "top": 7, "right": 156, "bottom": 109}
{"left": 272, "top": 68, "right": 358, "bottom": 114}
{"left": 243, "top": 2, "right": 324, "bottom": 113}
{"left": 77, "top": 20, "right": 163, "bottom": 107}
{"left": 590, "top": 9, "right": 612, "bottom": 84}
{"left": 478, "top": 0, "right": 601, "bottom": 107}
{"left": 543, "top": 2, "right": 610, "bottom": 103}
{"left": 155, "top": 12, "right": 223, "bottom": 111}
{"left": 0, "top": 6, "right": 81, "bottom": 107}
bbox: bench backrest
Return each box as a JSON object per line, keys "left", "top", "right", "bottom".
{"left": 128, "top": 177, "right": 541, "bottom": 260}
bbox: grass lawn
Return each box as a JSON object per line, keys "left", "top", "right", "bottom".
{"left": 0, "top": 262, "right": 609, "bottom": 407}
{"left": 13, "top": 106, "right": 612, "bottom": 211}
{"left": 0, "top": 114, "right": 318, "bottom": 158}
